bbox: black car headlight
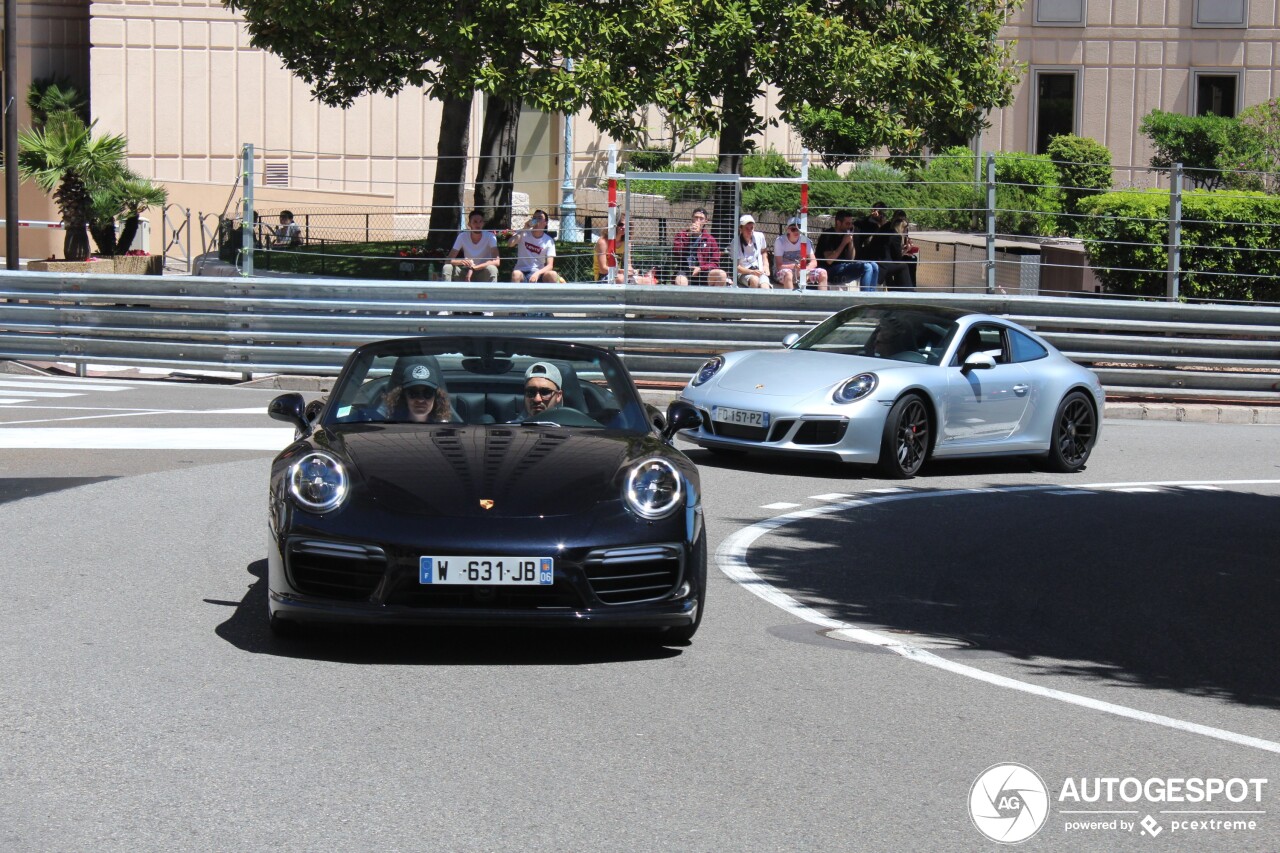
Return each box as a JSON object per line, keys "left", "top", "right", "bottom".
{"left": 833, "top": 373, "right": 878, "bottom": 404}
{"left": 288, "top": 452, "right": 349, "bottom": 513}
{"left": 625, "top": 458, "right": 684, "bottom": 520}
{"left": 691, "top": 356, "right": 724, "bottom": 387}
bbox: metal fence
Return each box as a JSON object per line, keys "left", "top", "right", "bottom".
{"left": 2, "top": 271, "right": 1278, "bottom": 401}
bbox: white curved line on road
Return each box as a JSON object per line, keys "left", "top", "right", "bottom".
{"left": 717, "top": 479, "right": 1280, "bottom": 756}
{"left": 0, "top": 427, "right": 294, "bottom": 449}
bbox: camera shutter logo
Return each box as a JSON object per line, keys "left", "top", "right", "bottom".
{"left": 969, "top": 763, "right": 1050, "bottom": 844}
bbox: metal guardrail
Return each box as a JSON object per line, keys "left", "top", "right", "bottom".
{"left": 1, "top": 270, "right": 1278, "bottom": 401}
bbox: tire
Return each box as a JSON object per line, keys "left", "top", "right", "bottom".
{"left": 876, "top": 394, "right": 931, "bottom": 479}
{"left": 662, "top": 535, "right": 708, "bottom": 643}
{"left": 1044, "top": 391, "right": 1096, "bottom": 473}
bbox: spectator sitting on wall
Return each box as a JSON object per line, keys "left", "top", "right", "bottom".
{"left": 772, "top": 217, "right": 827, "bottom": 290}
{"left": 816, "top": 210, "right": 876, "bottom": 291}
{"left": 594, "top": 214, "right": 657, "bottom": 284}
{"left": 734, "top": 214, "right": 770, "bottom": 288}
{"left": 672, "top": 208, "right": 728, "bottom": 286}
{"left": 509, "top": 210, "right": 558, "bottom": 283}
{"left": 273, "top": 210, "right": 302, "bottom": 248}
{"left": 444, "top": 209, "right": 501, "bottom": 283}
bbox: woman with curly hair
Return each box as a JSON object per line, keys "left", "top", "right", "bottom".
{"left": 382, "top": 355, "right": 453, "bottom": 423}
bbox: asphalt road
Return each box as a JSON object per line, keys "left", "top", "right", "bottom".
{"left": 1, "top": 370, "right": 1278, "bottom": 851}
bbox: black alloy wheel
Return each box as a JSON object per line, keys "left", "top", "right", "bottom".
{"left": 877, "top": 394, "right": 930, "bottom": 478}
{"left": 1045, "top": 391, "right": 1096, "bottom": 473}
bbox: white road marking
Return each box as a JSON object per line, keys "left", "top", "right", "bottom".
{"left": 0, "top": 390, "right": 80, "bottom": 399}
{"left": 761, "top": 502, "right": 802, "bottom": 510}
{"left": 810, "top": 492, "right": 854, "bottom": 501}
{"left": 199, "top": 407, "right": 273, "bottom": 414}
{"left": 718, "top": 480, "right": 1280, "bottom": 756}
{"left": 866, "top": 487, "right": 907, "bottom": 494}
{"left": 0, "top": 427, "right": 294, "bottom": 450}
{"left": 0, "top": 399, "right": 34, "bottom": 405}
{"left": 0, "top": 378, "right": 129, "bottom": 392}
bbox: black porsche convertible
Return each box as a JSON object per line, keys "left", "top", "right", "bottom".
{"left": 266, "top": 336, "right": 707, "bottom": 641}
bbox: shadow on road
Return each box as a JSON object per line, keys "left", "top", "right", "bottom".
{"left": 682, "top": 447, "right": 1046, "bottom": 480}
{"left": 212, "top": 560, "right": 682, "bottom": 664}
{"left": 747, "top": 486, "right": 1280, "bottom": 707}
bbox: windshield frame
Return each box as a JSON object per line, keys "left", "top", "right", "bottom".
{"left": 321, "top": 336, "right": 651, "bottom": 433}
{"left": 791, "top": 304, "right": 965, "bottom": 365}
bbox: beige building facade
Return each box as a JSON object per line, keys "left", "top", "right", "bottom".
{"left": 3, "top": 0, "right": 1278, "bottom": 257}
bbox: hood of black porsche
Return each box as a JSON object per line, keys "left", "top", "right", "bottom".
{"left": 319, "top": 425, "right": 666, "bottom": 518}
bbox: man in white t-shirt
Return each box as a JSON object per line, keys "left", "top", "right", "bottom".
{"left": 772, "top": 217, "right": 828, "bottom": 290}
{"left": 443, "top": 209, "right": 501, "bottom": 282}
{"left": 734, "top": 214, "right": 771, "bottom": 288}
{"left": 510, "top": 209, "right": 558, "bottom": 283}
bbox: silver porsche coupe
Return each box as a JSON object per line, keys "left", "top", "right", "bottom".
{"left": 677, "top": 304, "right": 1105, "bottom": 478}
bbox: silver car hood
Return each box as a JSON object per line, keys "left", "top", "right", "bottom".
{"left": 715, "top": 349, "right": 896, "bottom": 396}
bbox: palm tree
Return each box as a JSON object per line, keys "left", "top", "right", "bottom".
{"left": 17, "top": 117, "right": 128, "bottom": 261}
{"left": 89, "top": 171, "right": 168, "bottom": 256}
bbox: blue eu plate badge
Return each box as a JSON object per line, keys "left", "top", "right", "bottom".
{"left": 539, "top": 558, "right": 553, "bottom": 584}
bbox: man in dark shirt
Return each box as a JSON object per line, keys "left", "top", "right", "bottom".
{"left": 816, "top": 210, "right": 876, "bottom": 291}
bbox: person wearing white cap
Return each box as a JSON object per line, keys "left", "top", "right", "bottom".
{"left": 735, "top": 214, "right": 770, "bottom": 288}
{"left": 522, "top": 361, "right": 564, "bottom": 417}
{"left": 772, "top": 217, "right": 828, "bottom": 290}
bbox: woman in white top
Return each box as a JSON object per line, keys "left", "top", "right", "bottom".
{"left": 771, "top": 217, "right": 828, "bottom": 290}
{"left": 509, "top": 209, "right": 558, "bottom": 283}
{"left": 443, "top": 209, "right": 501, "bottom": 282}
{"left": 735, "top": 214, "right": 770, "bottom": 288}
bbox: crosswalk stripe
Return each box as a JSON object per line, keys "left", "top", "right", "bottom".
{"left": 0, "top": 379, "right": 129, "bottom": 392}
{"left": 0, "top": 427, "right": 295, "bottom": 450}
{"left": 0, "top": 390, "right": 80, "bottom": 398}
{"left": 0, "top": 399, "right": 35, "bottom": 405}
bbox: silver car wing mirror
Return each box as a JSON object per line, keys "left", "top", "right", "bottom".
{"left": 962, "top": 352, "right": 996, "bottom": 372}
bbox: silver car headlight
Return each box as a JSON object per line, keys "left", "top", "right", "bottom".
{"left": 833, "top": 372, "right": 878, "bottom": 404}
{"left": 289, "top": 452, "right": 348, "bottom": 513}
{"left": 624, "top": 458, "right": 684, "bottom": 520}
{"left": 691, "top": 356, "right": 724, "bottom": 387}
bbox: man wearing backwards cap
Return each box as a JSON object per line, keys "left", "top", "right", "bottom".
{"left": 522, "top": 361, "right": 563, "bottom": 418}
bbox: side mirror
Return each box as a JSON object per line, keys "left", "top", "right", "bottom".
{"left": 662, "top": 400, "right": 703, "bottom": 442}
{"left": 782, "top": 332, "right": 800, "bottom": 347}
{"left": 962, "top": 352, "right": 996, "bottom": 372}
{"left": 268, "top": 392, "right": 310, "bottom": 435}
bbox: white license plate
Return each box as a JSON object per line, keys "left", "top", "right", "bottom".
{"left": 419, "top": 556, "right": 554, "bottom": 586}
{"left": 713, "top": 406, "right": 770, "bottom": 428}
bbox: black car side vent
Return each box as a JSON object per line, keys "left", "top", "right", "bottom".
{"left": 288, "top": 539, "right": 388, "bottom": 600}
{"left": 583, "top": 545, "right": 682, "bottom": 605}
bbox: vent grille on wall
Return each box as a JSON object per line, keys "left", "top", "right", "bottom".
{"left": 263, "top": 162, "right": 289, "bottom": 187}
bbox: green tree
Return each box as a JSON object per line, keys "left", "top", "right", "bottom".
{"left": 17, "top": 117, "right": 129, "bottom": 261}
{"left": 1139, "top": 109, "right": 1267, "bottom": 190}
{"left": 226, "top": 0, "right": 686, "bottom": 233}
{"left": 88, "top": 171, "right": 168, "bottom": 256}
{"left": 636, "top": 0, "right": 1024, "bottom": 234}
{"left": 1236, "top": 97, "right": 1280, "bottom": 193}
{"left": 1046, "top": 134, "right": 1112, "bottom": 235}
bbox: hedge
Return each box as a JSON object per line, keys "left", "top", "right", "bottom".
{"left": 1075, "top": 189, "right": 1280, "bottom": 301}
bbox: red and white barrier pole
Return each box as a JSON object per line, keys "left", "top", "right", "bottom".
{"left": 606, "top": 145, "right": 618, "bottom": 283}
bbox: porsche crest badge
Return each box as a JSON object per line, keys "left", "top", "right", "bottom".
{"left": 479, "top": 499, "right": 495, "bottom": 510}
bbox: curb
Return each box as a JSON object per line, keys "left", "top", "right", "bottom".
{"left": 1103, "top": 401, "right": 1280, "bottom": 425}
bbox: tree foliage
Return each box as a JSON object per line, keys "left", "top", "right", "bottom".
{"left": 1046, "top": 134, "right": 1112, "bottom": 235}
{"left": 1236, "top": 97, "right": 1280, "bottom": 193}
{"left": 1138, "top": 109, "right": 1268, "bottom": 191}
{"left": 1076, "top": 189, "right": 1280, "bottom": 301}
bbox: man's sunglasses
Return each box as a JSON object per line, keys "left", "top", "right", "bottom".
{"left": 524, "top": 386, "right": 559, "bottom": 399}
{"left": 404, "top": 386, "right": 436, "bottom": 400}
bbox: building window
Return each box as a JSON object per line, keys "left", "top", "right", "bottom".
{"left": 1193, "top": 0, "right": 1246, "bottom": 27}
{"left": 1035, "top": 0, "right": 1085, "bottom": 26}
{"left": 1194, "top": 73, "right": 1239, "bottom": 117}
{"left": 1034, "top": 71, "right": 1077, "bottom": 154}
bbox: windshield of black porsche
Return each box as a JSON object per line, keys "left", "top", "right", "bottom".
{"left": 326, "top": 342, "right": 650, "bottom": 431}
{"left": 795, "top": 308, "right": 960, "bottom": 365}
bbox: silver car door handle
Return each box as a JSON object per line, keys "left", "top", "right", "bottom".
{"left": 1013, "top": 384, "right": 1029, "bottom": 395}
